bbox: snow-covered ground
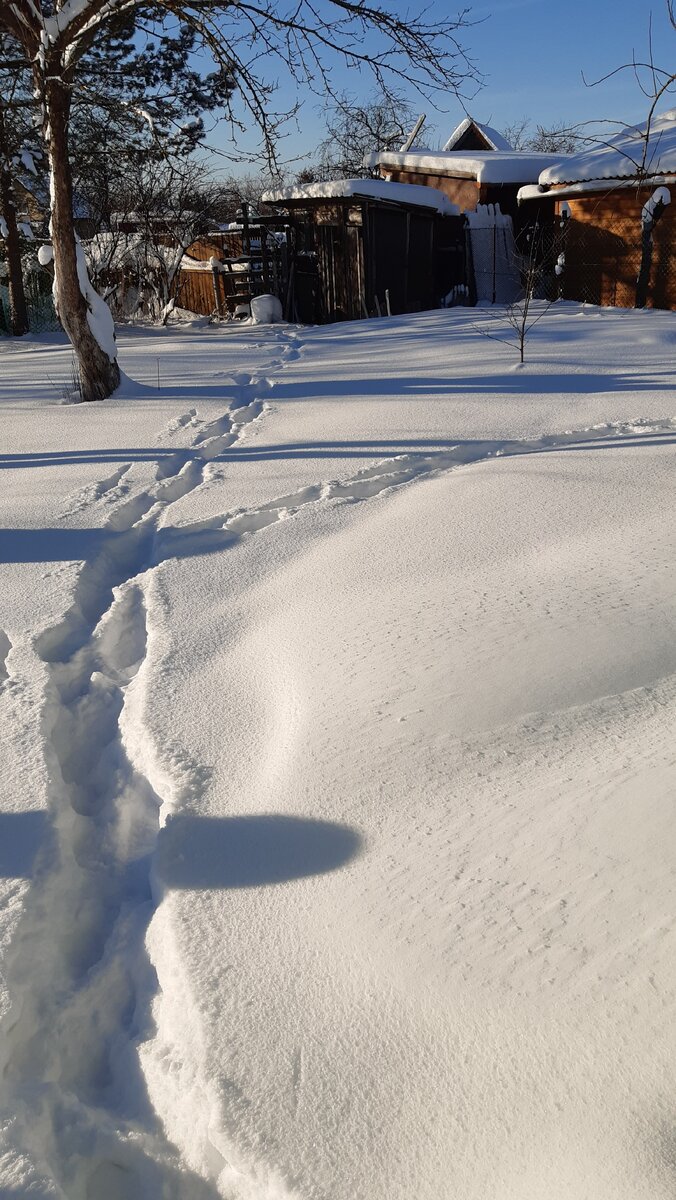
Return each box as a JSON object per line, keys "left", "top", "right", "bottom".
{"left": 0, "top": 303, "right": 675, "bottom": 1200}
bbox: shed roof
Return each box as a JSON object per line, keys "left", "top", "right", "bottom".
{"left": 262, "top": 177, "right": 459, "bottom": 214}
{"left": 442, "top": 116, "right": 513, "bottom": 153}
{"left": 363, "top": 149, "right": 571, "bottom": 185}
{"left": 536, "top": 109, "right": 676, "bottom": 187}
{"left": 518, "top": 174, "right": 676, "bottom": 203}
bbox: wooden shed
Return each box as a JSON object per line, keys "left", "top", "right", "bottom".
{"left": 364, "top": 146, "right": 570, "bottom": 232}
{"left": 518, "top": 110, "right": 676, "bottom": 310}
{"left": 263, "top": 179, "right": 465, "bottom": 323}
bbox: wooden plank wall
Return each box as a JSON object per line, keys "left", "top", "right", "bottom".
{"left": 382, "top": 168, "right": 480, "bottom": 214}
{"left": 176, "top": 266, "right": 254, "bottom": 317}
{"left": 175, "top": 270, "right": 218, "bottom": 316}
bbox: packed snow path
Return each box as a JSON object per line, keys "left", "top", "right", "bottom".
{"left": 0, "top": 305, "right": 675, "bottom": 1198}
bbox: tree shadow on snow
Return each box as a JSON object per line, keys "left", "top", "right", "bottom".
{"left": 0, "top": 526, "right": 106, "bottom": 563}
{"left": 266, "top": 370, "right": 675, "bottom": 401}
{"left": 2, "top": 427, "right": 676, "bottom": 481}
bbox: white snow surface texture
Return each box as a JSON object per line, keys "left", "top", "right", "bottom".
{"left": 0, "top": 303, "right": 675, "bottom": 1200}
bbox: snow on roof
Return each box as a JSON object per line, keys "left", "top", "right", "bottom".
{"left": 364, "top": 150, "right": 571, "bottom": 185}
{"left": 538, "top": 109, "right": 676, "bottom": 186}
{"left": 180, "top": 254, "right": 213, "bottom": 271}
{"left": 518, "top": 174, "right": 676, "bottom": 203}
{"left": 442, "top": 116, "right": 513, "bottom": 153}
{"left": 262, "top": 178, "right": 459, "bottom": 214}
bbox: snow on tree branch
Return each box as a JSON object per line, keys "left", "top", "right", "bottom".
{"left": 641, "top": 185, "right": 671, "bottom": 228}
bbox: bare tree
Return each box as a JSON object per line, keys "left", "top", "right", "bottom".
{"left": 313, "top": 90, "right": 418, "bottom": 180}
{"left": 582, "top": 0, "right": 676, "bottom": 305}
{"left": 500, "top": 117, "right": 583, "bottom": 154}
{"left": 0, "top": 99, "right": 30, "bottom": 335}
{"left": 86, "top": 156, "right": 222, "bottom": 322}
{"left": 208, "top": 172, "right": 284, "bottom": 221}
{"left": 470, "top": 221, "right": 562, "bottom": 364}
{"left": 0, "top": 33, "right": 41, "bottom": 335}
{"left": 0, "top": 1, "right": 477, "bottom": 400}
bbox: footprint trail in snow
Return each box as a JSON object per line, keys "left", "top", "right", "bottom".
{"left": 0, "top": 359, "right": 288, "bottom": 1200}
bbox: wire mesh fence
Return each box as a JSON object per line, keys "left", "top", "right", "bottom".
{"left": 465, "top": 215, "right": 676, "bottom": 312}
{"left": 0, "top": 269, "right": 60, "bottom": 335}
{"left": 2, "top": 210, "right": 674, "bottom": 336}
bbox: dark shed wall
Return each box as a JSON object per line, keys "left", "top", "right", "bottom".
{"left": 283, "top": 199, "right": 465, "bottom": 323}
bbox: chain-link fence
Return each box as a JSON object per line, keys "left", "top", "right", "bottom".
{"left": 547, "top": 216, "right": 674, "bottom": 310}
{"left": 3, "top": 211, "right": 674, "bottom": 334}
{"left": 465, "top": 215, "right": 676, "bottom": 312}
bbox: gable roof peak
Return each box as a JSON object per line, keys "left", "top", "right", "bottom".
{"left": 443, "top": 117, "right": 514, "bottom": 153}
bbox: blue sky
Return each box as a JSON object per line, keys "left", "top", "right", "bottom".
{"left": 207, "top": 0, "right": 676, "bottom": 175}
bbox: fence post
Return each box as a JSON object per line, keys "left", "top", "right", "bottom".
{"left": 211, "top": 260, "right": 222, "bottom": 316}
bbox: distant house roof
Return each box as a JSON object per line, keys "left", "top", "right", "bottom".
{"left": 442, "top": 117, "right": 513, "bottom": 153}
{"left": 363, "top": 149, "right": 572, "bottom": 186}
{"left": 262, "top": 178, "right": 459, "bottom": 215}
{"left": 532, "top": 109, "right": 676, "bottom": 190}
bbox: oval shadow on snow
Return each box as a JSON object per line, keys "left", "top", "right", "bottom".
{"left": 155, "top": 814, "right": 362, "bottom": 890}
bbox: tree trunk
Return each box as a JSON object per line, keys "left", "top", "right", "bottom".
{"left": 0, "top": 104, "right": 29, "bottom": 336}
{"left": 45, "top": 77, "right": 120, "bottom": 401}
{"left": 636, "top": 225, "right": 654, "bottom": 309}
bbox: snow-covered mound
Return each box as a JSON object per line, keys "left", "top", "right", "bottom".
{"left": 0, "top": 302, "right": 675, "bottom": 1199}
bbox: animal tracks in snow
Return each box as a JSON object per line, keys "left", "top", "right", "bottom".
{"left": 166, "top": 406, "right": 199, "bottom": 433}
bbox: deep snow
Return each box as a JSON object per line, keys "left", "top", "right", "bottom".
{"left": 0, "top": 303, "right": 675, "bottom": 1199}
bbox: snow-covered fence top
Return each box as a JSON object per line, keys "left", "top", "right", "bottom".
{"left": 262, "top": 178, "right": 459, "bottom": 215}
{"left": 536, "top": 109, "right": 676, "bottom": 188}
{"left": 362, "top": 150, "right": 570, "bottom": 185}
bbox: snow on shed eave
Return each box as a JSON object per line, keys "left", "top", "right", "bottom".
{"left": 261, "top": 178, "right": 459, "bottom": 215}
{"left": 518, "top": 173, "right": 676, "bottom": 203}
